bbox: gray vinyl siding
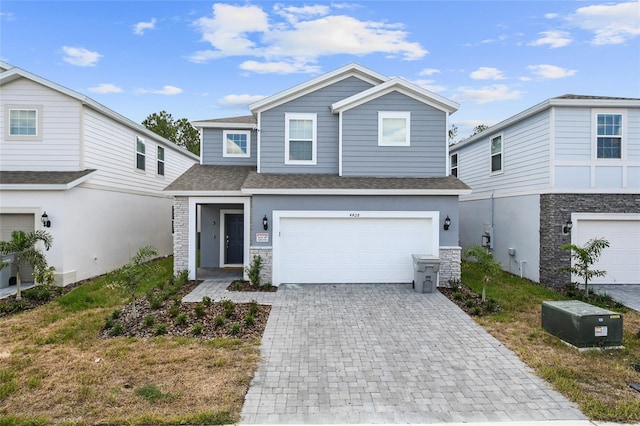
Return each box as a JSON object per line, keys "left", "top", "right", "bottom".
{"left": 259, "top": 76, "right": 374, "bottom": 174}
{"left": 251, "top": 194, "right": 460, "bottom": 247}
{"left": 342, "top": 92, "right": 446, "bottom": 177}
{"left": 202, "top": 128, "right": 257, "bottom": 166}
{"left": 554, "top": 107, "right": 592, "bottom": 160}
{"left": 455, "top": 109, "right": 550, "bottom": 195}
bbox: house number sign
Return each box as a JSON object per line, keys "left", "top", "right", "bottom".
{"left": 349, "top": 212, "right": 360, "bottom": 218}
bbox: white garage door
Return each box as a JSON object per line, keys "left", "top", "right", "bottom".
{"left": 575, "top": 216, "right": 640, "bottom": 285}
{"left": 274, "top": 211, "right": 438, "bottom": 285}
{"left": 0, "top": 214, "right": 35, "bottom": 241}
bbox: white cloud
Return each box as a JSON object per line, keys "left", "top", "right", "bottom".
{"left": 453, "top": 85, "right": 523, "bottom": 104}
{"left": 418, "top": 68, "right": 440, "bottom": 76}
{"left": 189, "top": 3, "right": 427, "bottom": 71}
{"left": 240, "top": 60, "right": 321, "bottom": 74}
{"left": 528, "top": 30, "right": 572, "bottom": 48}
{"left": 544, "top": 13, "right": 560, "bottom": 19}
{"left": 137, "top": 85, "right": 183, "bottom": 95}
{"left": 219, "top": 93, "right": 266, "bottom": 106}
{"left": 133, "top": 18, "right": 157, "bottom": 35}
{"left": 470, "top": 67, "right": 506, "bottom": 80}
{"left": 62, "top": 46, "right": 102, "bottom": 67}
{"left": 88, "top": 83, "right": 123, "bottom": 94}
{"left": 0, "top": 12, "right": 15, "bottom": 21}
{"left": 409, "top": 79, "right": 446, "bottom": 94}
{"left": 569, "top": 1, "right": 640, "bottom": 45}
{"left": 528, "top": 64, "right": 577, "bottom": 79}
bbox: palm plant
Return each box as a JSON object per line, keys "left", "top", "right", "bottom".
{"left": 561, "top": 237, "right": 609, "bottom": 298}
{"left": 0, "top": 230, "right": 53, "bottom": 300}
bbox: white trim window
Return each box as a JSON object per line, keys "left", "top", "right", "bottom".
{"left": 595, "top": 113, "right": 623, "bottom": 159}
{"left": 157, "top": 146, "right": 165, "bottom": 176}
{"left": 5, "top": 105, "right": 43, "bottom": 141}
{"left": 223, "top": 130, "right": 251, "bottom": 158}
{"left": 378, "top": 111, "right": 410, "bottom": 146}
{"left": 490, "top": 134, "right": 503, "bottom": 174}
{"left": 450, "top": 153, "right": 458, "bottom": 177}
{"left": 136, "top": 136, "right": 146, "bottom": 171}
{"left": 285, "top": 113, "right": 317, "bottom": 165}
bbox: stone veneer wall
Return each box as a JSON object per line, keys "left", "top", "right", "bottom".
{"left": 173, "top": 197, "right": 189, "bottom": 274}
{"left": 539, "top": 193, "right": 639, "bottom": 288}
{"left": 249, "top": 247, "right": 273, "bottom": 285}
{"left": 439, "top": 246, "right": 462, "bottom": 287}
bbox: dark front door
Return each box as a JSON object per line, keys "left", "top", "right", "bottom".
{"left": 225, "top": 214, "right": 244, "bottom": 265}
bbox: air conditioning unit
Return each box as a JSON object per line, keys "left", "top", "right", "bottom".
{"left": 542, "top": 300, "right": 623, "bottom": 349}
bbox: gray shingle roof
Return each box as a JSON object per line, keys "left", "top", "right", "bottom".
{"left": 195, "top": 115, "right": 256, "bottom": 124}
{"left": 0, "top": 170, "right": 96, "bottom": 185}
{"left": 554, "top": 94, "right": 640, "bottom": 101}
{"left": 164, "top": 165, "right": 470, "bottom": 192}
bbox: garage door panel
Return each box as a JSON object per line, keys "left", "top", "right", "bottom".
{"left": 277, "top": 215, "right": 435, "bottom": 284}
{"left": 575, "top": 218, "right": 640, "bottom": 285}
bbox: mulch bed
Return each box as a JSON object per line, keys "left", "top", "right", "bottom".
{"left": 99, "top": 280, "right": 271, "bottom": 341}
{"left": 438, "top": 283, "right": 501, "bottom": 316}
{"left": 226, "top": 280, "right": 277, "bottom": 292}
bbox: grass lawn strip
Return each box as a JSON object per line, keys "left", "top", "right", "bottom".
{"left": 0, "top": 257, "right": 264, "bottom": 425}
{"left": 460, "top": 261, "right": 640, "bottom": 422}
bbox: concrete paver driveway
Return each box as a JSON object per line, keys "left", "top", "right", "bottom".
{"left": 240, "top": 283, "right": 586, "bottom": 424}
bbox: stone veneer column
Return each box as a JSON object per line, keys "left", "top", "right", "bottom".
{"left": 539, "top": 193, "right": 640, "bottom": 288}
{"left": 173, "top": 197, "right": 189, "bottom": 274}
{"left": 439, "top": 246, "right": 462, "bottom": 287}
{"left": 249, "top": 247, "right": 273, "bottom": 285}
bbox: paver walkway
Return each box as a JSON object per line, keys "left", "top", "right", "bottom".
{"left": 186, "top": 280, "right": 585, "bottom": 424}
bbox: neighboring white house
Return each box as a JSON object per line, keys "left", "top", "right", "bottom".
{"left": 0, "top": 62, "right": 199, "bottom": 287}
{"left": 450, "top": 95, "right": 640, "bottom": 288}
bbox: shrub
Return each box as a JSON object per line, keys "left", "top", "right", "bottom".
{"left": 154, "top": 323, "right": 167, "bottom": 336}
{"left": 175, "top": 269, "right": 189, "bottom": 286}
{"left": 192, "top": 323, "right": 203, "bottom": 336}
{"left": 169, "top": 304, "right": 181, "bottom": 318}
{"left": 230, "top": 323, "right": 241, "bottom": 335}
{"left": 214, "top": 316, "right": 225, "bottom": 327}
{"left": 249, "top": 300, "right": 259, "bottom": 316}
{"left": 244, "top": 314, "right": 254, "bottom": 326}
{"left": 194, "top": 303, "right": 206, "bottom": 318}
{"left": 221, "top": 299, "right": 235, "bottom": 318}
{"left": 202, "top": 296, "right": 212, "bottom": 307}
{"left": 244, "top": 255, "right": 263, "bottom": 287}
{"left": 465, "top": 299, "right": 474, "bottom": 308}
{"left": 448, "top": 278, "right": 461, "bottom": 290}
{"left": 23, "top": 284, "right": 61, "bottom": 302}
{"left": 175, "top": 313, "right": 188, "bottom": 326}
{"left": 144, "top": 315, "right": 155, "bottom": 327}
{"left": 110, "top": 323, "right": 124, "bottom": 336}
{"left": 149, "top": 296, "right": 163, "bottom": 310}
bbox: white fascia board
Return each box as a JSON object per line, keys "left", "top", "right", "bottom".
{"left": 0, "top": 63, "right": 199, "bottom": 162}
{"left": 191, "top": 121, "right": 256, "bottom": 130}
{"left": 332, "top": 78, "right": 459, "bottom": 114}
{"left": 249, "top": 63, "right": 388, "bottom": 113}
{"left": 163, "top": 190, "right": 246, "bottom": 197}
{"left": 242, "top": 188, "right": 471, "bottom": 196}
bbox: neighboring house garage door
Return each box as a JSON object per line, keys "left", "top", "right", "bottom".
{"left": 273, "top": 211, "right": 439, "bottom": 285}
{"left": 0, "top": 214, "right": 35, "bottom": 241}
{"left": 574, "top": 215, "right": 640, "bottom": 285}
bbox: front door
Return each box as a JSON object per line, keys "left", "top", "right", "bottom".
{"left": 224, "top": 213, "right": 244, "bottom": 265}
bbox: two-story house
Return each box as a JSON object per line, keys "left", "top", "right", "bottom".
{"left": 167, "top": 63, "right": 470, "bottom": 286}
{"left": 0, "top": 62, "right": 199, "bottom": 287}
{"left": 450, "top": 95, "right": 640, "bottom": 288}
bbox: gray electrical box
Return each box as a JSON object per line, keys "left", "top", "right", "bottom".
{"left": 542, "top": 301, "right": 623, "bottom": 349}
{"left": 412, "top": 255, "right": 440, "bottom": 293}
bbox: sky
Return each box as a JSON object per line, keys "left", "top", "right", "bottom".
{"left": 1, "top": 0, "right": 639, "bottom": 140}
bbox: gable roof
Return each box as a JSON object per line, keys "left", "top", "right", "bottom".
{"left": 165, "top": 165, "right": 470, "bottom": 196}
{"left": 0, "top": 62, "right": 199, "bottom": 161}
{"left": 450, "top": 94, "right": 640, "bottom": 151}
{"left": 0, "top": 170, "right": 96, "bottom": 190}
{"left": 331, "top": 77, "right": 459, "bottom": 114}
{"left": 248, "top": 63, "right": 388, "bottom": 113}
{"left": 191, "top": 115, "right": 256, "bottom": 130}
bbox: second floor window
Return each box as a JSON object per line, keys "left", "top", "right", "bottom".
{"left": 490, "top": 135, "right": 502, "bottom": 173}
{"left": 157, "top": 146, "right": 165, "bottom": 176}
{"left": 285, "top": 113, "right": 317, "bottom": 165}
{"left": 450, "top": 153, "right": 458, "bottom": 177}
{"left": 136, "top": 136, "right": 146, "bottom": 171}
{"left": 596, "top": 113, "right": 622, "bottom": 159}
{"left": 9, "top": 109, "right": 38, "bottom": 136}
{"left": 223, "top": 130, "right": 250, "bottom": 157}
{"left": 378, "top": 111, "right": 411, "bottom": 146}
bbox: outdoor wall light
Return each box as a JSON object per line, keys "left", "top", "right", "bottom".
{"left": 262, "top": 215, "right": 269, "bottom": 231}
{"left": 41, "top": 212, "right": 51, "bottom": 228}
{"left": 443, "top": 215, "right": 451, "bottom": 231}
{"left": 563, "top": 220, "right": 573, "bottom": 234}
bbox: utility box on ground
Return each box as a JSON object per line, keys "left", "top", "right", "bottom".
{"left": 542, "top": 300, "right": 623, "bottom": 349}
{"left": 412, "top": 255, "right": 440, "bottom": 293}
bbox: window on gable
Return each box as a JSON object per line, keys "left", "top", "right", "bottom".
{"left": 450, "top": 153, "right": 458, "bottom": 177}
{"left": 136, "top": 136, "right": 146, "bottom": 171}
{"left": 5, "top": 105, "right": 42, "bottom": 141}
{"left": 596, "top": 113, "right": 622, "bottom": 159}
{"left": 378, "top": 111, "right": 410, "bottom": 146}
{"left": 157, "top": 146, "right": 165, "bottom": 176}
{"left": 490, "top": 135, "right": 503, "bottom": 173}
{"left": 223, "top": 130, "right": 250, "bottom": 158}
{"left": 285, "top": 113, "right": 316, "bottom": 165}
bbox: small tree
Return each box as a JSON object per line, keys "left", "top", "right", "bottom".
{"left": 244, "top": 255, "right": 263, "bottom": 288}
{"left": 464, "top": 245, "right": 502, "bottom": 302}
{"left": 111, "top": 246, "right": 159, "bottom": 316}
{"left": 0, "top": 230, "right": 53, "bottom": 300}
{"left": 560, "top": 237, "right": 609, "bottom": 298}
